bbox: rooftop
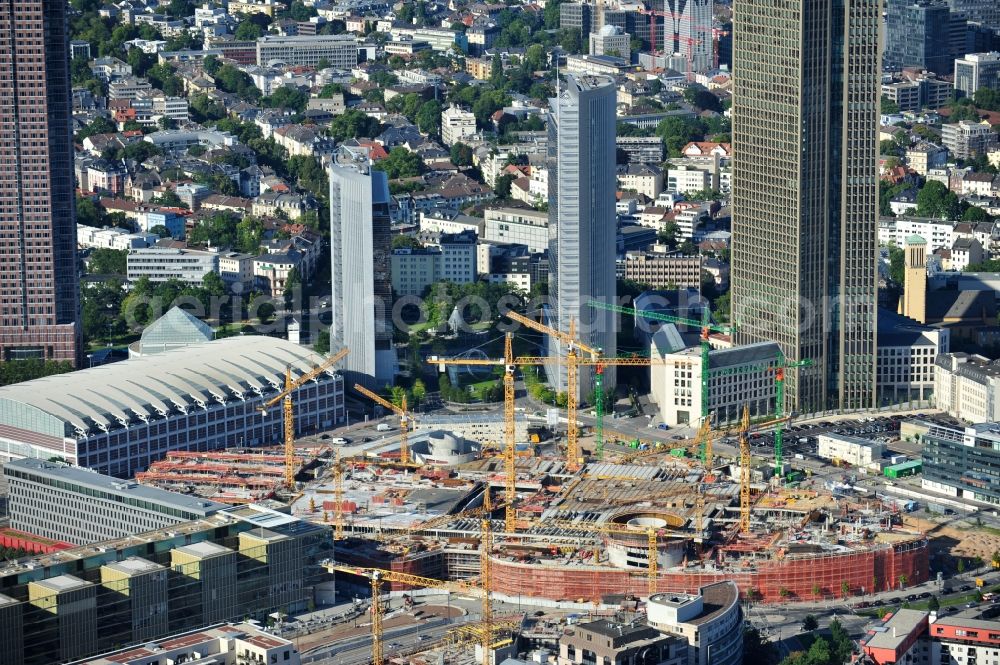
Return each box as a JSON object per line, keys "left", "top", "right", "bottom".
{"left": 863, "top": 609, "right": 928, "bottom": 653}
{"left": 32, "top": 574, "right": 92, "bottom": 593}
{"left": 4, "top": 458, "right": 227, "bottom": 517}
{"left": 174, "top": 541, "right": 232, "bottom": 559}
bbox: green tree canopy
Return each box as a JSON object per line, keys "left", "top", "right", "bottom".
{"left": 379, "top": 147, "right": 424, "bottom": 179}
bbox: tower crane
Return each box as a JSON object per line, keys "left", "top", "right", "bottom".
{"left": 505, "top": 311, "right": 600, "bottom": 472}
{"left": 333, "top": 451, "right": 344, "bottom": 540}
{"left": 260, "top": 347, "right": 350, "bottom": 489}
{"left": 354, "top": 383, "right": 412, "bottom": 465}
{"left": 429, "top": 333, "right": 524, "bottom": 533}
{"left": 588, "top": 300, "right": 735, "bottom": 426}
{"left": 738, "top": 405, "right": 752, "bottom": 534}
{"left": 326, "top": 519, "right": 495, "bottom": 665}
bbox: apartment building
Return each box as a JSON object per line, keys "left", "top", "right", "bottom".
{"left": 257, "top": 35, "right": 359, "bottom": 68}
{"left": 934, "top": 352, "right": 1000, "bottom": 422}
{"left": 942, "top": 121, "right": 999, "bottom": 159}
{"left": 441, "top": 106, "right": 477, "bottom": 146}
{"left": 484, "top": 206, "right": 549, "bottom": 252}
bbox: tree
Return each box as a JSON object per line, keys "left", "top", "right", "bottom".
{"left": 742, "top": 626, "right": 777, "bottom": 665}
{"left": 234, "top": 19, "right": 264, "bottom": 40}
{"left": 916, "top": 180, "right": 962, "bottom": 219}
{"left": 263, "top": 86, "right": 309, "bottom": 113}
{"left": 87, "top": 248, "right": 128, "bottom": 275}
{"left": 881, "top": 95, "right": 900, "bottom": 114}
{"left": 379, "top": 147, "right": 424, "bottom": 179}
{"left": 495, "top": 173, "right": 516, "bottom": 199}
{"left": 76, "top": 196, "right": 103, "bottom": 227}
{"left": 802, "top": 615, "right": 819, "bottom": 632}
{"left": 974, "top": 87, "right": 1000, "bottom": 111}
{"left": 314, "top": 329, "right": 330, "bottom": 354}
{"left": 392, "top": 234, "right": 422, "bottom": 250}
{"left": 811, "top": 582, "right": 822, "bottom": 598}
{"left": 0, "top": 359, "right": 74, "bottom": 387}
{"left": 252, "top": 295, "right": 275, "bottom": 324}
{"left": 415, "top": 100, "right": 442, "bottom": 135}
{"left": 327, "top": 109, "right": 383, "bottom": 141}
{"left": 962, "top": 206, "right": 992, "bottom": 223}
{"left": 683, "top": 85, "right": 722, "bottom": 113}
{"left": 149, "top": 225, "right": 172, "bottom": 238}
{"left": 656, "top": 116, "right": 707, "bottom": 157}
{"left": 450, "top": 142, "right": 474, "bottom": 167}
{"left": 318, "top": 83, "right": 344, "bottom": 98}
{"left": 898, "top": 573, "right": 908, "bottom": 588}
{"left": 841, "top": 580, "right": 850, "bottom": 598}
{"left": 957, "top": 558, "right": 966, "bottom": 573}
{"left": 77, "top": 115, "right": 117, "bottom": 141}
{"left": 928, "top": 595, "right": 940, "bottom": 611}
{"left": 283, "top": 266, "right": 301, "bottom": 309}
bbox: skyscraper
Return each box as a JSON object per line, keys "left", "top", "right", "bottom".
{"left": 0, "top": 0, "right": 79, "bottom": 362}
{"left": 548, "top": 75, "right": 617, "bottom": 393}
{"left": 661, "top": 0, "right": 714, "bottom": 74}
{"left": 329, "top": 162, "right": 395, "bottom": 389}
{"left": 884, "top": 0, "right": 966, "bottom": 76}
{"left": 731, "top": 0, "right": 880, "bottom": 412}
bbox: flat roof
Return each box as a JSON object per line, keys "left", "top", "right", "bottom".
{"left": 32, "top": 574, "right": 92, "bottom": 593}
{"left": 174, "top": 541, "right": 232, "bottom": 559}
{"left": 5, "top": 458, "right": 227, "bottom": 516}
{"left": 864, "top": 609, "right": 928, "bottom": 651}
{"left": 103, "top": 557, "right": 165, "bottom": 576}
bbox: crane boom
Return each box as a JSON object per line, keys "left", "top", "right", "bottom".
{"left": 505, "top": 310, "right": 601, "bottom": 357}
{"left": 354, "top": 383, "right": 411, "bottom": 464}
{"left": 260, "top": 346, "right": 349, "bottom": 489}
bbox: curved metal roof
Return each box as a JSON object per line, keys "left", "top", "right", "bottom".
{"left": 0, "top": 336, "right": 341, "bottom": 437}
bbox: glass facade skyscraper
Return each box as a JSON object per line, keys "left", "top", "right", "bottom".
{"left": 0, "top": 0, "right": 79, "bottom": 363}
{"left": 731, "top": 0, "right": 880, "bottom": 412}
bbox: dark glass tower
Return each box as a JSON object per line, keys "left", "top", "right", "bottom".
{"left": 731, "top": 0, "right": 880, "bottom": 412}
{"left": 0, "top": 0, "right": 80, "bottom": 363}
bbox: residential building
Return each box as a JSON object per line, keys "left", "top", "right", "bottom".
{"left": 77, "top": 226, "right": 158, "bottom": 251}
{"left": 441, "top": 105, "right": 477, "bottom": 146}
{"left": 436, "top": 230, "right": 477, "bottom": 284}
{"left": 254, "top": 250, "right": 302, "bottom": 297}
{"left": 78, "top": 623, "right": 301, "bottom": 665}
{"left": 589, "top": 25, "right": 631, "bottom": 62}
{"left": 667, "top": 164, "right": 714, "bottom": 194}
{"left": 922, "top": 420, "right": 1000, "bottom": 504}
{"left": 880, "top": 217, "right": 955, "bottom": 252}
{"left": 661, "top": 0, "right": 714, "bottom": 73}
{"left": 881, "top": 79, "right": 923, "bottom": 111}
{"left": 557, "top": 618, "right": 688, "bottom": 665}
{"left": 484, "top": 206, "right": 549, "bottom": 252}
{"left": 954, "top": 51, "right": 1000, "bottom": 97}
{"left": 949, "top": 236, "right": 984, "bottom": 270}
{"left": 108, "top": 76, "right": 153, "bottom": 101}
{"left": 0, "top": 0, "right": 80, "bottom": 363}
{"left": 617, "top": 163, "right": 664, "bottom": 198}
{"left": 0, "top": 504, "right": 326, "bottom": 665}
{"left": 329, "top": 163, "right": 395, "bottom": 389}
{"left": 0, "top": 336, "right": 345, "bottom": 478}
{"left": 228, "top": 0, "right": 282, "bottom": 17}
{"left": 646, "top": 582, "right": 743, "bottom": 665}
{"left": 548, "top": 75, "right": 618, "bottom": 392}
{"left": 862, "top": 610, "right": 1000, "bottom": 665}
{"left": 884, "top": 0, "right": 965, "bottom": 75}
{"left": 419, "top": 209, "right": 484, "bottom": 236}
{"left": 651, "top": 342, "right": 781, "bottom": 426}
{"left": 391, "top": 246, "right": 442, "bottom": 296}
{"left": 127, "top": 247, "right": 218, "bottom": 284}
{"left": 732, "top": 0, "right": 880, "bottom": 412}
{"left": 623, "top": 250, "right": 703, "bottom": 290}
{"left": 905, "top": 142, "right": 949, "bottom": 175}
{"left": 934, "top": 352, "right": 1000, "bottom": 423}
{"left": 3, "top": 458, "right": 226, "bottom": 545}
{"left": 256, "top": 35, "right": 358, "bottom": 68}
{"left": 942, "top": 120, "right": 999, "bottom": 159}
{"left": 816, "top": 433, "right": 887, "bottom": 467}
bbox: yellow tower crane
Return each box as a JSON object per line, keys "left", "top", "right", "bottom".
{"left": 354, "top": 383, "right": 412, "bottom": 465}
{"left": 738, "top": 405, "right": 752, "bottom": 534}
{"left": 332, "top": 451, "right": 344, "bottom": 540}
{"left": 504, "top": 311, "right": 600, "bottom": 472}
{"left": 260, "top": 347, "right": 350, "bottom": 489}
{"left": 429, "top": 333, "right": 526, "bottom": 534}
{"left": 327, "top": 520, "right": 495, "bottom": 665}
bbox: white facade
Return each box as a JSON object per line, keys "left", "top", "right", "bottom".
{"left": 667, "top": 165, "right": 713, "bottom": 194}
{"left": 934, "top": 353, "right": 1000, "bottom": 423}
{"left": 127, "top": 247, "right": 218, "bottom": 284}
{"left": 881, "top": 217, "right": 956, "bottom": 253}
{"left": 647, "top": 582, "right": 743, "bottom": 665}
{"left": 589, "top": 25, "right": 631, "bottom": 62}
{"left": 391, "top": 248, "right": 441, "bottom": 296}
{"left": 954, "top": 51, "right": 1000, "bottom": 97}
{"left": 441, "top": 106, "right": 477, "bottom": 147}
{"left": 78, "top": 225, "right": 157, "bottom": 250}
{"left": 484, "top": 206, "right": 549, "bottom": 252}
{"left": 257, "top": 35, "right": 358, "bottom": 68}
{"left": 816, "top": 433, "right": 886, "bottom": 468}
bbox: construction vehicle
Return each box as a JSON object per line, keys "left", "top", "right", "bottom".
{"left": 326, "top": 519, "right": 494, "bottom": 665}
{"left": 354, "top": 383, "right": 412, "bottom": 465}
{"left": 260, "top": 347, "right": 349, "bottom": 489}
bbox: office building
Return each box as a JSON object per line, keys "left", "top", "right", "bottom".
{"left": 934, "top": 352, "right": 1000, "bottom": 423}
{"left": 391, "top": 246, "right": 442, "bottom": 296}
{"left": 731, "top": 0, "right": 880, "bottom": 412}
{"left": 548, "top": 75, "right": 618, "bottom": 392}
{"left": 0, "top": 336, "right": 345, "bottom": 478}
{"left": 78, "top": 623, "right": 302, "bottom": 665}
{"left": 560, "top": 3, "right": 593, "bottom": 36}
{"left": 885, "top": 0, "right": 966, "bottom": 75}
{"left": 661, "top": 0, "right": 714, "bottom": 73}
{"left": 876, "top": 309, "right": 948, "bottom": 405}
{"left": 3, "top": 458, "right": 226, "bottom": 545}
{"left": 922, "top": 420, "right": 1000, "bottom": 506}
{"left": 590, "top": 25, "right": 631, "bottom": 62}
{"left": 942, "top": 120, "right": 1000, "bottom": 159}
{"left": 651, "top": 341, "right": 781, "bottom": 426}
{"left": 557, "top": 618, "right": 688, "bottom": 665}
{"left": 441, "top": 106, "right": 477, "bottom": 146}
{"left": 646, "top": 582, "right": 743, "bottom": 665}
{"left": 816, "top": 433, "right": 887, "bottom": 467}
{"left": 954, "top": 51, "right": 1000, "bottom": 96}
{"left": 616, "top": 136, "right": 666, "bottom": 163}
{"left": 0, "top": 504, "right": 327, "bottom": 665}
{"left": 329, "top": 163, "right": 394, "bottom": 389}
{"left": 127, "top": 246, "right": 219, "bottom": 284}
{"left": 623, "top": 250, "right": 703, "bottom": 290}
{"left": 257, "top": 35, "right": 358, "bottom": 68}
{"left": 484, "top": 206, "right": 550, "bottom": 253}
{"left": 0, "top": 0, "right": 80, "bottom": 362}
